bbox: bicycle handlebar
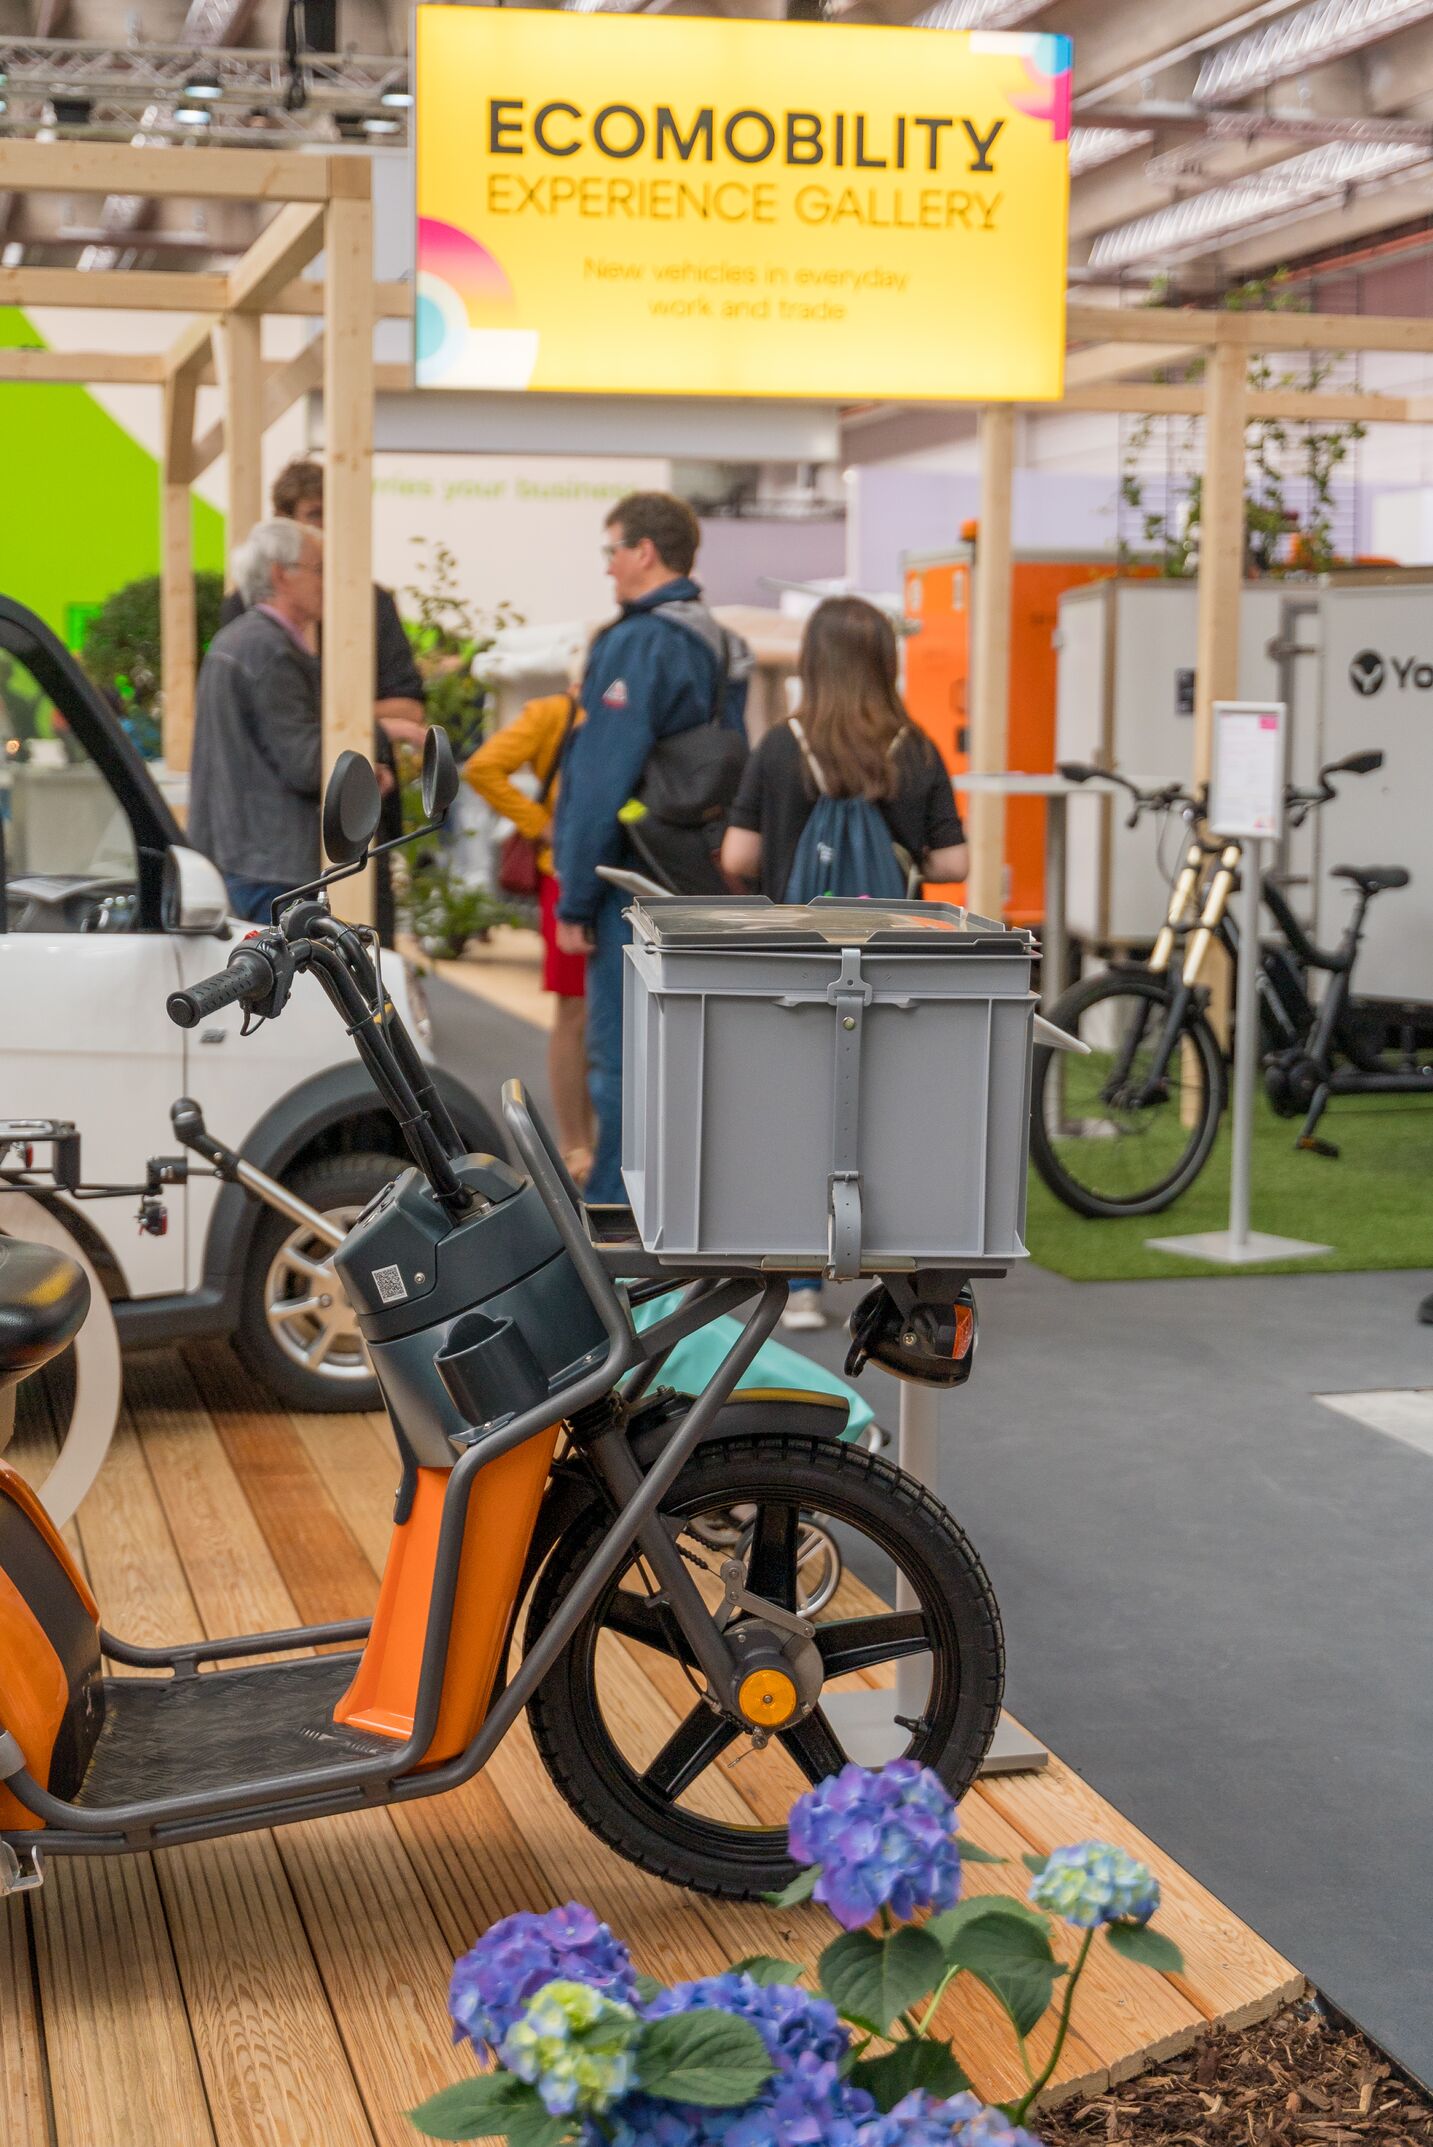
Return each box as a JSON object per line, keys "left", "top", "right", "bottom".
{"left": 165, "top": 946, "right": 274, "bottom": 1030}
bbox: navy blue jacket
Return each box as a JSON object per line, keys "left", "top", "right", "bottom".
{"left": 554, "top": 578, "right": 733, "bottom": 924}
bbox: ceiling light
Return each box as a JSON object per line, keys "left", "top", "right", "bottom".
{"left": 363, "top": 114, "right": 402, "bottom": 134}
{"left": 1069, "top": 126, "right": 1152, "bottom": 177}
{"left": 910, "top": 0, "right": 1046, "bottom": 23}
{"left": 1194, "top": 0, "right": 1433, "bottom": 104}
{"left": 184, "top": 68, "right": 223, "bottom": 100}
{"left": 380, "top": 85, "right": 413, "bottom": 108}
{"left": 174, "top": 103, "right": 213, "bottom": 126}
{"left": 1089, "top": 139, "right": 1427, "bottom": 269}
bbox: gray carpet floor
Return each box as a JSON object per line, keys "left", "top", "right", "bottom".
{"left": 429, "top": 976, "right": 1433, "bottom": 2084}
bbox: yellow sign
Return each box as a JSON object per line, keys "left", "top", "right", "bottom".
{"left": 415, "top": 9, "right": 1070, "bottom": 403}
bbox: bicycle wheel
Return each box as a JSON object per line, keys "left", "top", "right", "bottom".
{"left": 1030, "top": 970, "right": 1226, "bottom": 1218}
{"left": 524, "top": 1433, "right": 1004, "bottom": 1900}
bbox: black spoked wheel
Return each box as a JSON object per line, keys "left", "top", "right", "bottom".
{"left": 524, "top": 1434, "right": 1004, "bottom": 1900}
{"left": 1030, "top": 970, "right": 1226, "bottom": 1218}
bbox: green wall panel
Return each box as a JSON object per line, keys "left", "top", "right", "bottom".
{"left": 0, "top": 307, "right": 226, "bottom": 645}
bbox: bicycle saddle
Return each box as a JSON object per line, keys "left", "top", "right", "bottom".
{"left": 0, "top": 1238, "right": 90, "bottom": 1392}
{"left": 1332, "top": 864, "right": 1411, "bottom": 894}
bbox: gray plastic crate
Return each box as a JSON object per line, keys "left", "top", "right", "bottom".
{"left": 621, "top": 897, "right": 1035, "bottom": 1275}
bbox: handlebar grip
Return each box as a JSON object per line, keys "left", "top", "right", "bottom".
{"left": 1057, "top": 761, "right": 1096, "bottom": 783}
{"left": 166, "top": 948, "right": 272, "bottom": 1030}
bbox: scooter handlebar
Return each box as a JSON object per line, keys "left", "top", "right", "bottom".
{"left": 166, "top": 947, "right": 273, "bottom": 1030}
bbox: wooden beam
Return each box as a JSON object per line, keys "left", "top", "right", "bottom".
{"left": 322, "top": 182, "right": 376, "bottom": 927}
{"left": 1193, "top": 342, "right": 1247, "bottom": 790}
{"left": 1066, "top": 301, "right": 1433, "bottom": 358}
{"left": 1060, "top": 383, "right": 1408, "bottom": 422}
{"left": 160, "top": 369, "right": 198, "bottom": 777}
{"left": 0, "top": 347, "right": 166, "bottom": 382}
{"left": 220, "top": 314, "right": 264, "bottom": 556}
{"left": 1066, "top": 305, "right": 1222, "bottom": 349}
{"left": 164, "top": 313, "right": 214, "bottom": 383}
{"left": 0, "top": 140, "right": 335, "bottom": 204}
{"left": 227, "top": 202, "right": 327, "bottom": 316}
{"left": 968, "top": 403, "right": 1016, "bottom": 922}
{"left": 1063, "top": 341, "right": 1201, "bottom": 391}
{"left": 0, "top": 266, "right": 413, "bottom": 317}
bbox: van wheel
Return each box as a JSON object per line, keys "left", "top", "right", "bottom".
{"left": 235, "top": 1151, "right": 399, "bottom": 1413}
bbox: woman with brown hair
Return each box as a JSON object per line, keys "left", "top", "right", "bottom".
{"left": 721, "top": 595, "right": 968, "bottom": 1328}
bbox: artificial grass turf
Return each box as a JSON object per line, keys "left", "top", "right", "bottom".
{"left": 1024, "top": 1091, "right": 1433, "bottom": 1281}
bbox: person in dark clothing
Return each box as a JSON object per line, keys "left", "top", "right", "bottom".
{"left": 190, "top": 519, "right": 324, "bottom": 922}
{"left": 722, "top": 595, "right": 967, "bottom": 1331}
{"left": 552, "top": 491, "right": 752, "bottom": 1205}
{"left": 218, "top": 458, "right": 427, "bottom": 942}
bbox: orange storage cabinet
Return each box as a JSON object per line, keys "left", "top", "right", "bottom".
{"left": 902, "top": 548, "right": 1132, "bottom": 924}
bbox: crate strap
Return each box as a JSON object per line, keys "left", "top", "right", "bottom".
{"left": 826, "top": 949, "right": 872, "bottom": 1281}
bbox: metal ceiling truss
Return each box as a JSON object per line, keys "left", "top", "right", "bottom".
{"left": 1193, "top": 0, "right": 1433, "bottom": 103}
{"left": 0, "top": 38, "right": 409, "bottom": 116}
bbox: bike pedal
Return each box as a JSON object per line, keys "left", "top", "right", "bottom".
{"left": 1295, "top": 1137, "right": 1340, "bottom": 1159}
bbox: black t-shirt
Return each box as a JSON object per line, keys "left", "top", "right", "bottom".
{"left": 727, "top": 720, "right": 964, "bottom": 900}
{"left": 216, "top": 583, "right": 423, "bottom": 704}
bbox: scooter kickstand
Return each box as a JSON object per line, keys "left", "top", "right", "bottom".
{"left": 0, "top": 1841, "right": 45, "bottom": 1897}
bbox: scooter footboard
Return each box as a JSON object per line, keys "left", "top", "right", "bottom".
{"left": 333, "top": 1423, "right": 560, "bottom": 1765}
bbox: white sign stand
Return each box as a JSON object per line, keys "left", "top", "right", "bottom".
{"left": 1148, "top": 702, "right": 1331, "bottom": 1268}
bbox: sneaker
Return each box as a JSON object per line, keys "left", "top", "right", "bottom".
{"left": 781, "top": 1297, "right": 828, "bottom": 1333}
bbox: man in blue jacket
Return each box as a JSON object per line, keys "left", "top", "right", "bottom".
{"left": 553, "top": 491, "right": 750, "bottom": 1204}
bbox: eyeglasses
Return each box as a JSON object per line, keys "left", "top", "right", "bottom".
{"left": 601, "top": 539, "right": 634, "bottom": 563}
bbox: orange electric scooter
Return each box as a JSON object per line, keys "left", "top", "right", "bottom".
{"left": 0, "top": 733, "right": 1006, "bottom": 1903}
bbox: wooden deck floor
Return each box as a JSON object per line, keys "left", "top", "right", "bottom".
{"left": 4, "top": 1346, "right": 1303, "bottom": 2147}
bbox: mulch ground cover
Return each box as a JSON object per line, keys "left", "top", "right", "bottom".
{"left": 1041, "top": 1999, "right": 1433, "bottom": 2146}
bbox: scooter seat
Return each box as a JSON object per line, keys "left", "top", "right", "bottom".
{"left": 0, "top": 1238, "right": 90, "bottom": 1392}
{"left": 1332, "top": 863, "right": 1411, "bottom": 895}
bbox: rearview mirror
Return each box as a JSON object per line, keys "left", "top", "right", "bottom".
{"left": 322, "top": 750, "right": 382, "bottom": 866}
{"left": 421, "top": 726, "right": 459, "bottom": 823}
{"left": 162, "top": 845, "right": 230, "bottom": 934}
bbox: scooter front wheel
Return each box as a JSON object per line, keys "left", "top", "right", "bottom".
{"left": 523, "top": 1433, "right": 1004, "bottom": 1900}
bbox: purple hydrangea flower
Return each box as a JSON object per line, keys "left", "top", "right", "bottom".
{"left": 788, "top": 1760, "right": 962, "bottom": 1930}
{"left": 645, "top": 1973, "right": 848, "bottom": 2065}
{"left": 1028, "top": 1841, "right": 1160, "bottom": 1930}
{"left": 448, "top": 1902, "right": 640, "bottom": 2050}
{"left": 857, "top": 2090, "right": 1042, "bottom": 2145}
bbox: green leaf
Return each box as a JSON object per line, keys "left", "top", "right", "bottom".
{"left": 926, "top": 1897, "right": 1048, "bottom": 1955}
{"left": 1105, "top": 1921, "right": 1186, "bottom": 1975}
{"left": 636, "top": 2013, "right": 774, "bottom": 2109}
{"left": 505, "top": 2110, "right": 574, "bottom": 2147}
{"left": 634, "top": 1974, "right": 665, "bottom": 2004}
{"left": 818, "top": 1926, "right": 947, "bottom": 2038}
{"left": 851, "top": 2037, "right": 973, "bottom": 2113}
{"left": 1021, "top": 1852, "right": 1049, "bottom": 1876}
{"left": 730, "top": 1956, "right": 806, "bottom": 1988}
{"left": 955, "top": 1839, "right": 1006, "bottom": 1865}
{"left": 407, "top": 2073, "right": 546, "bottom": 2142}
{"left": 944, "top": 1913, "right": 1067, "bottom": 2038}
{"left": 764, "top": 1865, "right": 819, "bottom": 1910}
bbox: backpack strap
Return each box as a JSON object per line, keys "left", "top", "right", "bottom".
{"left": 787, "top": 715, "right": 829, "bottom": 796}
{"left": 537, "top": 692, "right": 578, "bottom": 808}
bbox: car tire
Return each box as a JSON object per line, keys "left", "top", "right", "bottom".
{"left": 234, "top": 1150, "right": 401, "bottom": 1414}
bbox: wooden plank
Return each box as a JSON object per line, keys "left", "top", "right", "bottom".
{"left": 0, "top": 140, "right": 334, "bottom": 203}
{"left": 190, "top": 336, "right": 325, "bottom": 483}
{"left": 968, "top": 401, "right": 1015, "bottom": 918}
{"left": 228, "top": 202, "right": 327, "bottom": 317}
{"left": 287, "top": 1406, "right": 399, "bottom": 1578}
{"left": 322, "top": 184, "right": 377, "bottom": 928}
{"left": 1193, "top": 339, "right": 1247, "bottom": 789}
{"left": 979, "top": 1754, "right": 1303, "bottom": 2032}
{"left": 221, "top": 313, "right": 265, "bottom": 558}
{"left": 0, "top": 266, "right": 409, "bottom": 317}
{"left": 0, "top": 347, "right": 164, "bottom": 382}
{"left": 1066, "top": 305, "right": 1223, "bottom": 350}
{"left": 1067, "top": 300, "right": 1433, "bottom": 359}
{"left": 161, "top": 369, "right": 198, "bottom": 775}
{"left": 166, "top": 313, "right": 214, "bottom": 385}
{"left": 1, "top": 1898, "right": 53, "bottom": 2147}
{"left": 1063, "top": 339, "right": 1200, "bottom": 390}
{"left": 1062, "top": 381, "right": 1407, "bottom": 422}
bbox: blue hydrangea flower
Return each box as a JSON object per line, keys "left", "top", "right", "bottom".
{"left": 856, "top": 2090, "right": 1042, "bottom": 2145}
{"left": 1028, "top": 1841, "right": 1160, "bottom": 1929}
{"left": 787, "top": 1760, "right": 962, "bottom": 1930}
{"left": 500, "top": 1978, "right": 640, "bottom": 2118}
{"left": 448, "top": 1902, "right": 640, "bottom": 2050}
{"left": 644, "top": 1973, "right": 848, "bottom": 2065}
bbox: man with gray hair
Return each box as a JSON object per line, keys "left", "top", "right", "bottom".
{"left": 189, "top": 517, "right": 324, "bottom": 922}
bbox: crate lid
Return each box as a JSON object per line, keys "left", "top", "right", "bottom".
{"left": 629, "top": 895, "right": 1032, "bottom": 953}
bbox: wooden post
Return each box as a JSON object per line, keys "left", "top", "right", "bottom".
{"left": 220, "top": 312, "right": 264, "bottom": 560}
{"left": 322, "top": 166, "right": 376, "bottom": 924}
{"left": 160, "top": 371, "right": 198, "bottom": 776}
{"left": 968, "top": 402, "right": 1016, "bottom": 920}
{"left": 1193, "top": 337, "right": 1248, "bottom": 786}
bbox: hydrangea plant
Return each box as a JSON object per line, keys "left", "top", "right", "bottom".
{"left": 409, "top": 1763, "right": 1185, "bottom": 2146}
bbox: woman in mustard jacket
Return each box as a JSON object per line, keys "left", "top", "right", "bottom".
{"left": 465, "top": 692, "right": 595, "bottom": 1184}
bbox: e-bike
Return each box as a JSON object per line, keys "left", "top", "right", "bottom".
{"left": 0, "top": 733, "right": 1006, "bottom": 1902}
{"left": 1028, "top": 750, "right": 1392, "bottom": 1217}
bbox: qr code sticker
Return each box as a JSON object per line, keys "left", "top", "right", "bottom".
{"left": 371, "top": 1264, "right": 408, "bottom": 1305}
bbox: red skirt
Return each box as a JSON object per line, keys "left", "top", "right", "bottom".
{"left": 539, "top": 871, "right": 587, "bottom": 998}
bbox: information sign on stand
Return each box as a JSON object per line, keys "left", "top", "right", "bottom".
{"left": 1148, "top": 701, "right": 1331, "bottom": 1268}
